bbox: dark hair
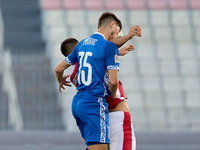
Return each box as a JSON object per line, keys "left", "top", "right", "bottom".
{"left": 98, "top": 12, "right": 122, "bottom": 31}
{"left": 60, "top": 38, "right": 79, "bottom": 57}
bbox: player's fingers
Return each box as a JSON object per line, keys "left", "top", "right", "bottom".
{"left": 125, "top": 51, "right": 129, "bottom": 54}
{"left": 63, "top": 83, "right": 72, "bottom": 87}
{"left": 129, "top": 44, "right": 135, "bottom": 49}
{"left": 63, "top": 75, "right": 70, "bottom": 79}
{"left": 64, "top": 80, "right": 70, "bottom": 83}
{"left": 134, "top": 28, "right": 141, "bottom": 34}
{"left": 61, "top": 85, "right": 65, "bottom": 90}
{"left": 137, "top": 25, "right": 141, "bottom": 31}
{"left": 134, "top": 31, "right": 142, "bottom": 37}
{"left": 128, "top": 46, "right": 135, "bottom": 51}
{"left": 59, "top": 87, "right": 62, "bottom": 93}
{"left": 135, "top": 28, "right": 142, "bottom": 36}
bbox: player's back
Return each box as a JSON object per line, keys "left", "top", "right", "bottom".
{"left": 74, "top": 32, "right": 119, "bottom": 97}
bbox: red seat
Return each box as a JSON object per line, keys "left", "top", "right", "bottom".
{"left": 169, "top": 0, "right": 188, "bottom": 10}
{"left": 127, "top": 0, "right": 146, "bottom": 10}
{"left": 190, "top": 0, "right": 200, "bottom": 9}
{"left": 40, "top": 0, "right": 61, "bottom": 10}
{"left": 105, "top": 0, "right": 124, "bottom": 10}
{"left": 85, "top": 0, "right": 103, "bottom": 10}
{"left": 63, "top": 0, "right": 82, "bottom": 10}
{"left": 148, "top": 0, "right": 167, "bottom": 10}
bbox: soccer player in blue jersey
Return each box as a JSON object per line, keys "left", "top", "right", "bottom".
{"left": 55, "top": 12, "right": 122, "bottom": 150}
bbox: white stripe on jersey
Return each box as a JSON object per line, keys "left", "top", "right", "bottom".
{"left": 98, "top": 97, "right": 106, "bottom": 143}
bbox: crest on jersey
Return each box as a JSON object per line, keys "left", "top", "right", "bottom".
{"left": 115, "top": 55, "right": 120, "bottom": 63}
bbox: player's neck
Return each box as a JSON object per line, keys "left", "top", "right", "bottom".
{"left": 97, "top": 27, "right": 110, "bottom": 41}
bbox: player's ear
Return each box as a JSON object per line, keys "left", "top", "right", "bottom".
{"left": 110, "top": 21, "right": 115, "bottom": 28}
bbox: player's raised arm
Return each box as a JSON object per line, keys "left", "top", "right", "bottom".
{"left": 55, "top": 60, "right": 71, "bottom": 93}
{"left": 110, "top": 25, "right": 142, "bottom": 48}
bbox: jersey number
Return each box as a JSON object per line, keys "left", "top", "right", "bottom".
{"left": 78, "top": 52, "right": 93, "bottom": 86}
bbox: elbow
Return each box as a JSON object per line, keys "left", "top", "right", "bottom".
{"left": 109, "top": 80, "right": 118, "bottom": 87}
{"left": 55, "top": 66, "right": 62, "bottom": 73}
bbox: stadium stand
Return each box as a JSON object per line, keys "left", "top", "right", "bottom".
{"left": 156, "top": 44, "right": 175, "bottom": 59}
{"left": 63, "top": 0, "right": 82, "bottom": 10}
{"left": 169, "top": 0, "right": 188, "bottom": 10}
{"left": 1, "top": 0, "right": 64, "bottom": 131}
{"left": 1, "top": 0, "right": 200, "bottom": 135}
{"left": 105, "top": 0, "right": 124, "bottom": 10}
{"left": 171, "top": 10, "right": 190, "bottom": 27}
{"left": 11, "top": 54, "right": 64, "bottom": 130}
{"left": 38, "top": 0, "right": 200, "bottom": 133}
{"left": 129, "top": 10, "right": 149, "bottom": 27}
{"left": 190, "top": 0, "right": 200, "bottom": 9}
{"left": 126, "top": 0, "right": 146, "bottom": 10}
{"left": 65, "top": 10, "right": 86, "bottom": 26}
{"left": 87, "top": 10, "right": 105, "bottom": 26}
{"left": 40, "top": 0, "right": 61, "bottom": 10}
{"left": 0, "top": 4, "right": 9, "bottom": 130}
{"left": 84, "top": 0, "right": 103, "bottom": 10}
{"left": 0, "top": 74, "right": 9, "bottom": 130}
{"left": 1, "top": 0, "right": 45, "bottom": 54}
{"left": 154, "top": 27, "right": 172, "bottom": 43}
{"left": 1, "top": 0, "right": 199, "bottom": 149}
{"left": 151, "top": 10, "right": 170, "bottom": 27}
{"left": 148, "top": 0, "right": 167, "bottom": 10}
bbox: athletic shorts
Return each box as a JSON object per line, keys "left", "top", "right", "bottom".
{"left": 109, "top": 111, "right": 136, "bottom": 150}
{"left": 71, "top": 91, "right": 110, "bottom": 146}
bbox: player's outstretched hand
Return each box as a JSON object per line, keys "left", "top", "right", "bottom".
{"left": 119, "top": 44, "right": 135, "bottom": 56}
{"left": 128, "top": 25, "right": 142, "bottom": 39}
{"left": 59, "top": 75, "right": 71, "bottom": 93}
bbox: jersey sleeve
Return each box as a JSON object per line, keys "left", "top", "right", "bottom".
{"left": 104, "top": 42, "right": 120, "bottom": 70}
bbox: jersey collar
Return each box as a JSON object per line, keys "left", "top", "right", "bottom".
{"left": 94, "top": 32, "right": 106, "bottom": 40}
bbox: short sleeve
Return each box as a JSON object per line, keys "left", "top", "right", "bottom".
{"left": 105, "top": 42, "right": 120, "bottom": 70}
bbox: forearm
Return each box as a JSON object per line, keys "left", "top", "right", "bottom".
{"left": 118, "top": 47, "right": 126, "bottom": 56}
{"left": 110, "top": 35, "right": 132, "bottom": 48}
{"left": 55, "top": 60, "right": 71, "bottom": 83}
{"left": 108, "top": 81, "right": 118, "bottom": 98}
{"left": 55, "top": 70, "right": 64, "bottom": 83}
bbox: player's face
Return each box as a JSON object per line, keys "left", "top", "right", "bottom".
{"left": 110, "top": 24, "right": 120, "bottom": 40}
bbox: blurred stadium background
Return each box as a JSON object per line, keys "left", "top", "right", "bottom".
{"left": 0, "top": 0, "right": 200, "bottom": 149}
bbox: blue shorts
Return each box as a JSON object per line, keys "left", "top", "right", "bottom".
{"left": 71, "top": 91, "right": 110, "bottom": 146}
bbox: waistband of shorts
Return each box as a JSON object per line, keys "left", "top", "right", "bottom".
{"left": 77, "top": 90, "right": 105, "bottom": 99}
{"left": 109, "top": 111, "right": 131, "bottom": 116}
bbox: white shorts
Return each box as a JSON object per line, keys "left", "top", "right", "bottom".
{"left": 109, "top": 111, "right": 136, "bottom": 150}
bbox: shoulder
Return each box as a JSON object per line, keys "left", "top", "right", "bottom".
{"left": 105, "top": 41, "right": 118, "bottom": 49}
{"left": 104, "top": 41, "right": 118, "bottom": 53}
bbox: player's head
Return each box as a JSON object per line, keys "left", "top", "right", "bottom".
{"left": 60, "top": 38, "right": 79, "bottom": 57}
{"left": 98, "top": 12, "right": 122, "bottom": 40}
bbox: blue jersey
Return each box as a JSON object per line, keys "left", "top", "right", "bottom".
{"left": 65, "top": 32, "right": 120, "bottom": 97}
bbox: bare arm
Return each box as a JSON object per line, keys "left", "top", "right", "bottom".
{"left": 119, "top": 44, "right": 135, "bottom": 56}
{"left": 110, "top": 35, "right": 132, "bottom": 48}
{"left": 108, "top": 69, "right": 119, "bottom": 98}
{"left": 55, "top": 60, "right": 71, "bottom": 93}
{"left": 110, "top": 25, "right": 142, "bottom": 48}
